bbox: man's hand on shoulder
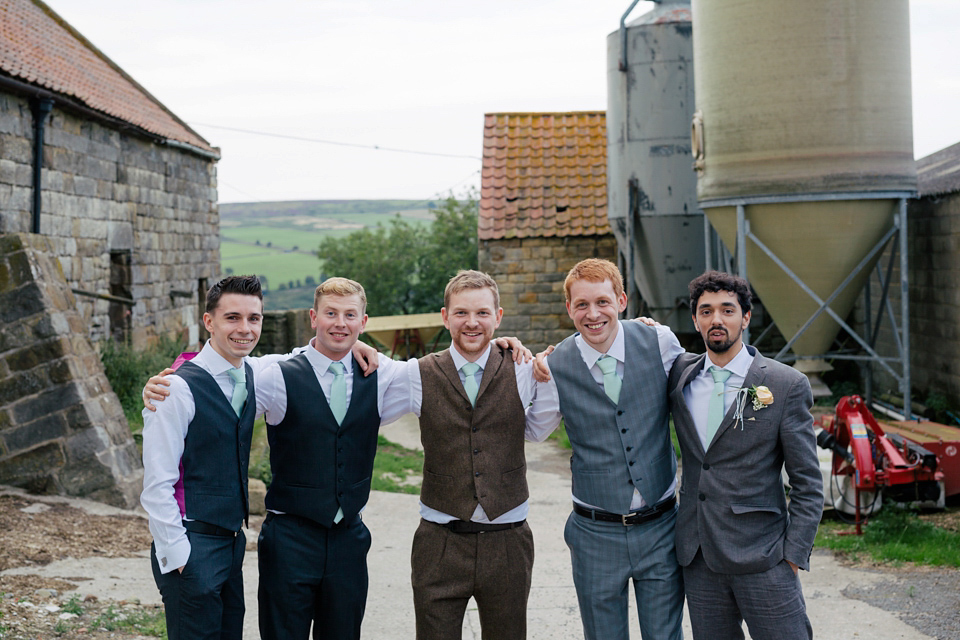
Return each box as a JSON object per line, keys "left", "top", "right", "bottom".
{"left": 532, "top": 345, "right": 555, "bottom": 383}
{"left": 494, "top": 336, "right": 533, "bottom": 363}
{"left": 352, "top": 341, "right": 380, "bottom": 375}
{"left": 142, "top": 368, "right": 175, "bottom": 412}
{"left": 631, "top": 316, "right": 660, "bottom": 327}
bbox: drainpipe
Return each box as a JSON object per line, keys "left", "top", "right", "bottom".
{"left": 30, "top": 98, "right": 54, "bottom": 234}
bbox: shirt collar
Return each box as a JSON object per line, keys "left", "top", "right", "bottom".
{"left": 196, "top": 340, "right": 245, "bottom": 376}
{"left": 305, "top": 338, "right": 353, "bottom": 375}
{"left": 703, "top": 342, "right": 754, "bottom": 378}
{"left": 575, "top": 320, "right": 625, "bottom": 369}
{"left": 450, "top": 343, "right": 491, "bottom": 372}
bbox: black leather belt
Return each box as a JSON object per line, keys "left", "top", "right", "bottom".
{"left": 183, "top": 520, "right": 239, "bottom": 537}
{"left": 441, "top": 519, "right": 526, "bottom": 534}
{"left": 573, "top": 495, "right": 676, "bottom": 526}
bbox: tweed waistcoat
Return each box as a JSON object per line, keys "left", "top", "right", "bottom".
{"left": 551, "top": 321, "right": 675, "bottom": 512}
{"left": 265, "top": 353, "right": 380, "bottom": 527}
{"left": 177, "top": 360, "right": 255, "bottom": 531}
{"left": 418, "top": 346, "right": 528, "bottom": 521}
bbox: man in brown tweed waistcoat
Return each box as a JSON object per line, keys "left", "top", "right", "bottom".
{"left": 409, "top": 270, "right": 552, "bottom": 639}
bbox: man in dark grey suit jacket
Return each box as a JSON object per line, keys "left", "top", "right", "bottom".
{"left": 668, "top": 271, "right": 822, "bottom": 640}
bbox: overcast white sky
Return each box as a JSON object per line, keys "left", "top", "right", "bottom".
{"left": 49, "top": 0, "right": 960, "bottom": 203}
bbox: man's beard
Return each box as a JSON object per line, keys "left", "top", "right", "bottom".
{"left": 706, "top": 326, "right": 740, "bottom": 354}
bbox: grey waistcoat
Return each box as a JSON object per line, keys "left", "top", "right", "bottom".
{"left": 551, "top": 321, "right": 675, "bottom": 513}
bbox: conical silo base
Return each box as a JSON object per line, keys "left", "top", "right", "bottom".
{"left": 705, "top": 199, "right": 896, "bottom": 381}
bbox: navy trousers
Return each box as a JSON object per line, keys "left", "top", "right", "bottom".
{"left": 258, "top": 512, "right": 372, "bottom": 640}
{"left": 151, "top": 531, "right": 246, "bottom": 640}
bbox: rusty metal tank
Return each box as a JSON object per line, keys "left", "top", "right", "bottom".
{"left": 691, "top": 0, "right": 917, "bottom": 372}
{"left": 607, "top": 1, "right": 702, "bottom": 332}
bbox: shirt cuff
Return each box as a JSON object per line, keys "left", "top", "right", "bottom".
{"left": 154, "top": 536, "right": 191, "bottom": 575}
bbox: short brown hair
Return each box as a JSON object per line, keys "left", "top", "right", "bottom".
{"left": 314, "top": 277, "right": 367, "bottom": 313}
{"left": 563, "top": 259, "right": 625, "bottom": 302}
{"left": 443, "top": 270, "right": 500, "bottom": 309}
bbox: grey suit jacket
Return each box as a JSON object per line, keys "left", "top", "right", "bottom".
{"left": 668, "top": 346, "right": 823, "bottom": 574}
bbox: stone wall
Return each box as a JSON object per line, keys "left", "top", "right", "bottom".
{"left": 866, "top": 193, "right": 960, "bottom": 407}
{"left": 0, "top": 233, "right": 142, "bottom": 507}
{"left": 0, "top": 91, "right": 219, "bottom": 348}
{"left": 254, "top": 309, "right": 314, "bottom": 357}
{"left": 479, "top": 234, "right": 618, "bottom": 353}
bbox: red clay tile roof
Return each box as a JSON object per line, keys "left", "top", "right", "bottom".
{"left": 0, "top": 0, "right": 215, "bottom": 153}
{"left": 479, "top": 112, "right": 609, "bottom": 240}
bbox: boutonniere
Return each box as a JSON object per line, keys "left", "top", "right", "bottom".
{"left": 731, "top": 385, "right": 774, "bottom": 430}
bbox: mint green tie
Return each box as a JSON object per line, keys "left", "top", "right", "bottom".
{"left": 227, "top": 367, "right": 247, "bottom": 417}
{"left": 461, "top": 362, "right": 481, "bottom": 406}
{"left": 328, "top": 361, "right": 347, "bottom": 524}
{"left": 328, "top": 361, "right": 347, "bottom": 424}
{"left": 596, "top": 355, "right": 621, "bottom": 404}
{"left": 706, "top": 366, "right": 732, "bottom": 448}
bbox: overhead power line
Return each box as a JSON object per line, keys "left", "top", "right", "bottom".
{"left": 190, "top": 122, "right": 483, "bottom": 161}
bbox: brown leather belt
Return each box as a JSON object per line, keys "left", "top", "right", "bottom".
{"left": 573, "top": 495, "right": 676, "bottom": 526}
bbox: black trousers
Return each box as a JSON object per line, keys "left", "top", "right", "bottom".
{"left": 151, "top": 531, "right": 246, "bottom": 640}
{"left": 258, "top": 512, "right": 372, "bottom": 640}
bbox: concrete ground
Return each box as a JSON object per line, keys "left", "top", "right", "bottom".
{"left": 2, "top": 413, "right": 937, "bottom": 639}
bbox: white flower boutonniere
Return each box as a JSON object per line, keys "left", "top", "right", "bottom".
{"left": 731, "top": 385, "right": 774, "bottom": 430}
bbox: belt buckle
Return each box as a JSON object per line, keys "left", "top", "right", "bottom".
{"left": 621, "top": 513, "right": 632, "bottom": 526}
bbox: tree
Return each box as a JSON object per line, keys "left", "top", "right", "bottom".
{"left": 316, "top": 191, "right": 478, "bottom": 316}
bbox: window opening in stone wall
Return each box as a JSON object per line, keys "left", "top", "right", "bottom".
{"left": 110, "top": 250, "right": 133, "bottom": 344}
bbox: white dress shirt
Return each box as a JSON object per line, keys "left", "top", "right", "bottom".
{"left": 682, "top": 343, "right": 755, "bottom": 451}
{"left": 525, "top": 321, "right": 684, "bottom": 511}
{"left": 140, "top": 341, "right": 296, "bottom": 574}
{"left": 411, "top": 343, "right": 555, "bottom": 524}
{"left": 256, "top": 345, "right": 416, "bottom": 428}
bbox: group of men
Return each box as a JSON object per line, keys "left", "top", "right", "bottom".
{"left": 141, "top": 258, "right": 823, "bottom": 640}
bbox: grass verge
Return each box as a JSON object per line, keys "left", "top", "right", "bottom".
{"left": 816, "top": 506, "right": 960, "bottom": 567}
{"left": 371, "top": 435, "right": 424, "bottom": 494}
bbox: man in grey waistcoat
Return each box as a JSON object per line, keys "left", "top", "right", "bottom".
{"left": 527, "top": 258, "right": 684, "bottom": 640}
{"left": 668, "top": 271, "right": 821, "bottom": 640}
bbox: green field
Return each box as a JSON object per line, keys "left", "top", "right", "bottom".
{"left": 220, "top": 199, "right": 442, "bottom": 308}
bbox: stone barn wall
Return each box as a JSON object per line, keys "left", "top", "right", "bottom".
{"left": 0, "top": 234, "right": 142, "bottom": 507}
{"left": 0, "top": 91, "right": 220, "bottom": 349}
{"left": 479, "top": 234, "right": 617, "bottom": 354}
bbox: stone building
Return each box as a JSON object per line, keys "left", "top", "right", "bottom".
{"left": 0, "top": 0, "right": 221, "bottom": 506}
{"left": 868, "top": 141, "right": 960, "bottom": 408}
{"left": 478, "top": 112, "right": 615, "bottom": 353}
{"left": 0, "top": 0, "right": 221, "bottom": 348}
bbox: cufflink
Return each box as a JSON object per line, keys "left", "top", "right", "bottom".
{"left": 160, "top": 557, "right": 167, "bottom": 568}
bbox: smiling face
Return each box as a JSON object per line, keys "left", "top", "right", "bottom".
{"left": 441, "top": 287, "right": 503, "bottom": 362}
{"left": 693, "top": 289, "right": 751, "bottom": 366}
{"left": 203, "top": 293, "right": 263, "bottom": 367}
{"left": 310, "top": 293, "right": 368, "bottom": 360}
{"left": 565, "top": 278, "right": 627, "bottom": 354}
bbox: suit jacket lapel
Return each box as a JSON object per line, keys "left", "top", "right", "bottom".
{"left": 712, "top": 347, "right": 769, "bottom": 444}
{"left": 674, "top": 353, "right": 708, "bottom": 459}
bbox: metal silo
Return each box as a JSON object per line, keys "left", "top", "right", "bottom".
{"left": 691, "top": 0, "right": 917, "bottom": 403}
{"left": 607, "top": 0, "right": 702, "bottom": 333}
